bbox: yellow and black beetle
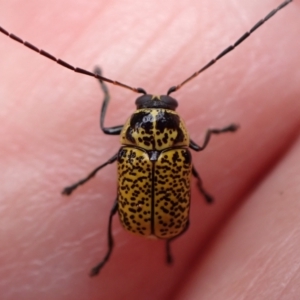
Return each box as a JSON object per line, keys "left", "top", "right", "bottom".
{"left": 0, "top": 0, "right": 292, "bottom": 276}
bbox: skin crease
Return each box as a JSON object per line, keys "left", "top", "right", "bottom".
{"left": 0, "top": 0, "right": 299, "bottom": 299}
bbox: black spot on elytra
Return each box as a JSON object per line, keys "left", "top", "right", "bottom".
{"left": 172, "top": 151, "right": 180, "bottom": 164}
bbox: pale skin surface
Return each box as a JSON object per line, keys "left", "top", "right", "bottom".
{"left": 0, "top": 0, "right": 299, "bottom": 299}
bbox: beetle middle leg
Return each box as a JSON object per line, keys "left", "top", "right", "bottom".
{"left": 90, "top": 200, "right": 118, "bottom": 277}
{"left": 62, "top": 153, "right": 118, "bottom": 195}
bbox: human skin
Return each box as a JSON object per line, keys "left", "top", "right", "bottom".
{"left": 0, "top": 0, "right": 299, "bottom": 299}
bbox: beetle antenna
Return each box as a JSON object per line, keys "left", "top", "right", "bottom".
{"left": 167, "top": 0, "right": 292, "bottom": 95}
{"left": 0, "top": 26, "right": 145, "bottom": 94}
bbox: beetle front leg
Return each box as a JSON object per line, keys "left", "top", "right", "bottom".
{"left": 189, "top": 124, "right": 238, "bottom": 152}
{"left": 90, "top": 200, "right": 118, "bottom": 277}
{"left": 62, "top": 153, "right": 118, "bottom": 195}
{"left": 95, "top": 67, "right": 124, "bottom": 135}
{"left": 192, "top": 165, "right": 213, "bottom": 203}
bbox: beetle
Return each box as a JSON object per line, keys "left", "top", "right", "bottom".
{"left": 0, "top": 0, "right": 292, "bottom": 276}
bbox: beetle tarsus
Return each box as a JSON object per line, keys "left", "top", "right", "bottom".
{"left": 200, "top": 187, "right": 214, "bottom": 204}
{"left": 90, "top": 266, "right": 101, "bottom": 277}
{"left": 227, "top": 124, "right": 239, "bottom": 132}
{"left": 166, "top": 240, "right": 174, "bottom": 265}
{"left": 61, "top": 186, "right": 75, "bottom": 195}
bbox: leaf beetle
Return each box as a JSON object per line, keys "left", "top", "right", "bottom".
{"left": 0, "top": 0, "right": 292, "bottom": 276}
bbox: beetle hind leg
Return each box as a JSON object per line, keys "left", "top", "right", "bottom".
{"left": 166, "top": 240, "right": 174, "bottom": 264}
{"left": 165, "top": 221, "right": 190, "bottom": 265}
{"left": 90, "top": 200, "right": 118, "bottom": 277}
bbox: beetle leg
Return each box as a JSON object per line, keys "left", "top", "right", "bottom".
{"left": 165, "top": 221, "right": 190, "bottom": 264}
{"left": 62, "top": 152, "right": 118, "bottom": 195}
{"left": 166, "top": 240, "right": 173, "bottom": 264}
{"left": 189, "top": 124, "right": 238, "bottom": 152}
{"left": 90, "top": 200, "right": 118, "bottom": 277}
{"left": 95, "top": 66, "right": 124, "bottom": 135}
{"left": 192, "top": 165, "right": 213, "bottom": 203}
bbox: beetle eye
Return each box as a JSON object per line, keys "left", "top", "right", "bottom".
{"left": 160, "top": 95, "right": 178, "bottom": 109}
